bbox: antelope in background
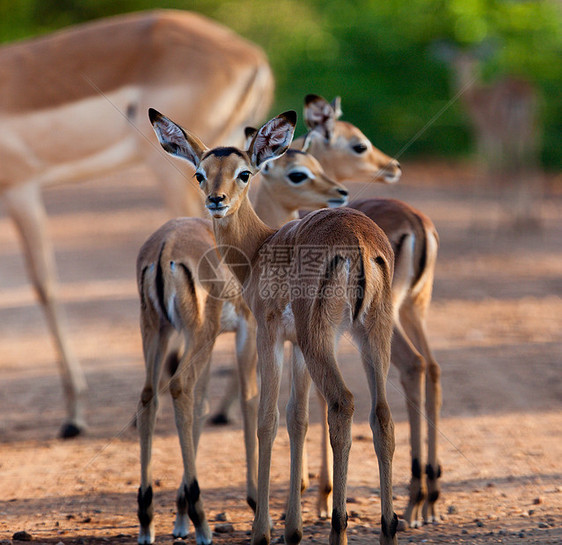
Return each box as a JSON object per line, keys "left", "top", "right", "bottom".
{"left": 433, "top": 42, "right": 541, "bottom": 229}
{"left": 0, "top": 10, "right": 273, "bottom": 437}
{"left": 135, "top": 142, "right": 348, "bottom": 544}
{"left": 149, "top": 108, "right": 399, "bottom": 545}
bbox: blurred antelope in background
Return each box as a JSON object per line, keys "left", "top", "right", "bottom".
{"left": 433, "top": 42, "right": 542, "bottom": 229}
{"left": 0, "top": 10, "right": 273, "bottom": 437}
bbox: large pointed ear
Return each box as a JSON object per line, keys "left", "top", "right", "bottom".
{"left": 148, "top": 108, "right": 208, "bottom": 168}
{"left": 247, "top": 111, "right": 296, "bottom": 169}
{"left": 304, "top": 94, "right": 337, "bottom": 141}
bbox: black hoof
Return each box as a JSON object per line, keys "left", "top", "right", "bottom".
{"left": 59, "top": 422, "right": 84, "bottom": 439}
{"left": 209, "top": 413, "right": 230, "bottom": 426}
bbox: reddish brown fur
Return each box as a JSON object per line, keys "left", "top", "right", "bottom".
{"left": 149, "top": 110, "right": 399, "bottom": 545}
{"left": 296, "top": 95, "right": 443, "bottom": 528}
{"left": 135, "top": 135, "right": 349, "bottom": 544}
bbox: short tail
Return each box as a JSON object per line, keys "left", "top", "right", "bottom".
{"left": 140, "top": 242, "right": 199, "bottom": 330}
{"left": 410, "top": 229, "right": 438, "bottom": 300}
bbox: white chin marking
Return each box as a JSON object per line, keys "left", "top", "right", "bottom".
{"left": 207, "top": 207, "right": 229, "bottom": 218}
{"left": 384, "top": 173, "right": 401, "bottom": 184}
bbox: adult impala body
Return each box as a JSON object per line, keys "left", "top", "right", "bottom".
{"left": 148, "top": 109, "right": 399, "bottom": 545}
{"left": 0, "top": 10, "right": 273, "bottom": 437}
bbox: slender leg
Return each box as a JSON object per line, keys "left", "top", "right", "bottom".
{"left": 235, "top": 314, "right": 259, "bottom": 511}
{"left": 251, "top": 326, "right": 284, "bottom": 545}
{"left": 423, "top": 355, "right": 442, "bottom": 526}
{"left": 399, "top": 301, "right": 442, "bottom": 524}
{"left": 170, "top": 296, "right": 222, "bottom": 543}
{"left": 315, "top": 387, "right": 333, "bottom": 519}
{"left": 300, "top": 337, "right": 353, "bottom": 545}
{"left": 301, "top": 410, "right": 311, "bottom": 495}
{"left": 4, "top": 183, "right": 87, "bottom": 438}
{"left": 294, "top": 348, "right": 310, "bottom": 499}
{"left": 284, "top": 346, "right": 312, "bottom": 545}
{"left": 390, "top": 323, "right": 427, "bottom": 528}
{"left": 353, "top": 320, "right": 398, "bottom": 545}
{"left": 138, "top": 324, "right": 171, "bottom": 545}
{"left": 170, "top": 341, "right": 215, "bottom": 545}
{"left": 192, "top": 350, "right": 212, "bottom": 453}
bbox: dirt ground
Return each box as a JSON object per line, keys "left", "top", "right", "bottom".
{"left": 1, "top": 161, "right": 561, "bottom": 544}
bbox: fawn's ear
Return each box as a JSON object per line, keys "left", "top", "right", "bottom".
{"left": 149, "top": 108, "right": 208, "bottom": 168}
{"left": 247, "top": 111, "right": 296, "bottom": 170}
{"left": 303, "top": 94, "right": 340, "bottom": 141}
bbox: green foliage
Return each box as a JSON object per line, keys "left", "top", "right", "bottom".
{"left": 0, "top": 0, "right": 560, "bottom": 168}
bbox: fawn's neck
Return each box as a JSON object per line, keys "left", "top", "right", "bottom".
{"left": 212, "top": 195, "right": 275, "bottom": 286}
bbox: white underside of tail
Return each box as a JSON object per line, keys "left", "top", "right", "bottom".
{"left": 220, "top": 300, "right": 240, "bottom": 332}
{"left": 411, "top": 230, "right": 438, "bottom": 299}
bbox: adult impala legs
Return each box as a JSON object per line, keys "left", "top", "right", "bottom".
{"left": 3, "top": 182, "right": 87, "bottom": 436}
{"left": 135, "top": 149, "right": 347, "bottom": 543}
{"left": 150, "top": 109, "right": 398, "bottom": 545}
{"left": 0, "top": 10, "right": 273, "bottom": 437}
{"left": 294, "top": 95, "right": 442, "bottom": 527}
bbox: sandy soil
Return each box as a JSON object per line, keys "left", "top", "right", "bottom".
{"left": 1, "top": 162, "right": 561, "bottom": 544}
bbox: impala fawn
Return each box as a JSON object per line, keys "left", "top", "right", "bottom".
{"left": 148, "top": 108, "right": 399, "bottom": 545}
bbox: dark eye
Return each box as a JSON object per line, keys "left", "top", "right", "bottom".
{"left": 287, "top": 171, "right": 308, "bottom": 184}
{"left": 352, "top": 143, "right": 368, "bottom": 154}
{"left": 238, "top": 170, "right": 251, "bottom": 183}
{"left": 195, "top": 172, "right": 206, "bottom": 185}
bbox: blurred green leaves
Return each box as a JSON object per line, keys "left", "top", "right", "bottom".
{"left": 0, "top": 0, "right": 560, "bottom": 168}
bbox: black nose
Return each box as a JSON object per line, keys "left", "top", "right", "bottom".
{"left": 337, "top": 188, "right": 349, "bottom": 197}
{"left": 208, "top": 194, "right": 226, "bottom": 205}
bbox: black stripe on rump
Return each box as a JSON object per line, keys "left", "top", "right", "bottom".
{"left": 179, "top": 263, "right": 197, "bottom": 301}
{"left": 353, "top": 252, "right": 366, "bottom": 322}
{"left": 155, "top": 243, "right": 169, "bottom": 323}
{"left": 139, "top": 266, "right": 149, "bottom": 310}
